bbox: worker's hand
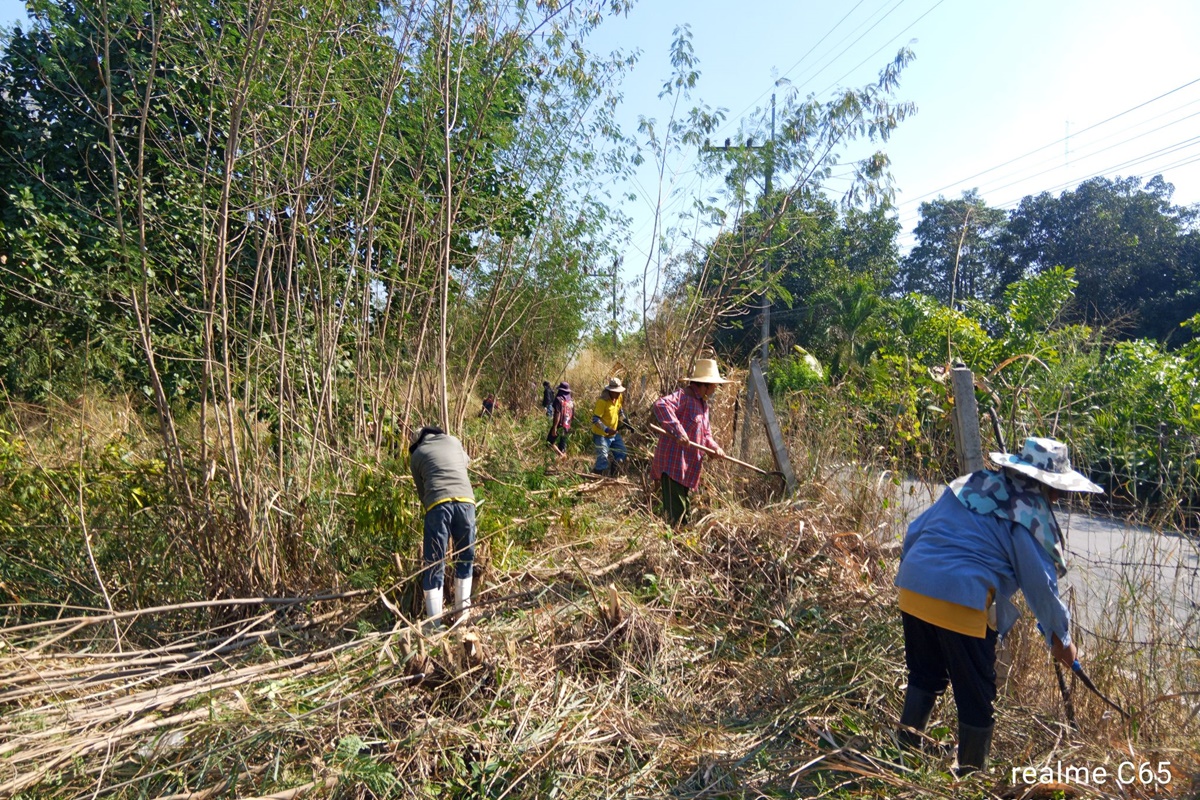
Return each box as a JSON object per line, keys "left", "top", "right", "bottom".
{"left": 1050, "top": 633, "right": 1077, "bottom": 669}
{"left": 714, "top": 445, "right": 726, "bottom": 458}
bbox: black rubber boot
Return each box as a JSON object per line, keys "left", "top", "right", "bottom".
{"left": 897, "top": 686, "right": 938, "bottom": 750}
{"left": 954, "top": 722, "right": 994, "bottom": 777}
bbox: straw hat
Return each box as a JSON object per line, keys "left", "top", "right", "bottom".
{"left": 686, "top": 358, "right": 732, "bottom": 384}
{"left": 991, "top": 436, "right": 1103, "bottom": 493}
{"left": 604, "top": 377, "right": 626, "bottom": 393}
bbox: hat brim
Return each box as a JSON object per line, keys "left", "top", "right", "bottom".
{"left": 607, "top": 386, "right": 626, "bottom": 393}
{"left": 991, "top": 452, "right": 1103, "bottom": 493}
{"left": 686, "top": 376, "right": 733, "bottom": 384}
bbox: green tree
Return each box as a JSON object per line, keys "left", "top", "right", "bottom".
{"left": 898, "top": 189, "right": 1008, "bottom": 306}
{"left": 660, "top": 45, "right": 913, "bottom": 384}
{"left": 0, "top": 0, "right": 632, "bottom": 596}
{"left": 998, "top": 175, "right": 1200, "bottom": 343}
{"left": 711, "top": 197, "right": 899, "bottom": 360}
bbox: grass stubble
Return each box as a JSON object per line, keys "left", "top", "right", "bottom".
{"left": 0, "top": 419, "right": 1196, "bottom": 799}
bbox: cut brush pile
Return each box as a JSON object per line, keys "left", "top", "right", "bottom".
{"left": 1, "top": 466, "right": 1196, "bottom": 798}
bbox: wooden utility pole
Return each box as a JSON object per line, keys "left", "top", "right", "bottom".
{"left": 760, "top": 92, "right": 775, "bottom": 366}
{"left": 703, "top": 93, "right": 776, "bottom": 367}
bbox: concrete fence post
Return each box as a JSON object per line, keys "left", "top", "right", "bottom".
{"left": 952, "top": 364, "right": 985, "bottom": 475}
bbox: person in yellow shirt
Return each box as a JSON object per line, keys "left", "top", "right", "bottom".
{"left": 590, "top": 377, "right": 627, "bottom": 476}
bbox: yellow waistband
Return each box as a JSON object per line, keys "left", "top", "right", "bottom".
{"left": 424, "top": 496, "right": 476, "bottom": 514}
{"left": 899, "top": 588, "right": 988, "bottom": 638}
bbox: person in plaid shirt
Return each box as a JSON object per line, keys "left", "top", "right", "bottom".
{"left": 651, "top": 359, "right": 731, "bottom": 525}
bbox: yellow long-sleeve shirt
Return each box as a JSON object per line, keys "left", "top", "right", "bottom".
{"left": 591, "top": 394, "right": 622, "bottom": 437}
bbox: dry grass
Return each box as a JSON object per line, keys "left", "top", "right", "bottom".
{"left": 2, "top": 478, "right": 1195, "bottom": 798}
{"left": 1, "top": 405, "right": 1197, "bottom": 798}
{"left": 1, "top": 393, "right": 152, "bottom": 468}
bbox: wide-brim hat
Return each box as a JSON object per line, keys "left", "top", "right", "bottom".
{"left": 604, "top": 377, "right": 626, "bottom": 393}
{"left": 686, "top": 358, "right": 732, "bottom": 384}
{"left": 991, "top": 436, "right": 1103, "bottom": 493}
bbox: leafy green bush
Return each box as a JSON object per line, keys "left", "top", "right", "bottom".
{"left": 767, "top": 346, "right": 825, "bottom": 393}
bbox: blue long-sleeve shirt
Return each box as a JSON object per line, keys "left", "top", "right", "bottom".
{"left": 895, "top": 488, "right": 1071, "bottom": 648}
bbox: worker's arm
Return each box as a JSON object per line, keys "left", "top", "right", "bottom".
{"left": 1050, "top": 633, "right": 1077, "bottom": 669}
{"left": 652, "top": 393, "right": 690, "bottom": 443}
{"left": 1012, "top": 522, "right": 1073, "bottom": 654}
{"left": 592, "top": 401, "right": 615, "bottom": 435}
{"left": 410, "top": 454, "right": 426, "bottom": 505}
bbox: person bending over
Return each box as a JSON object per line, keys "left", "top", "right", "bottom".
{"left": 895, "top": 436, "right": 1102, "bottom": 775}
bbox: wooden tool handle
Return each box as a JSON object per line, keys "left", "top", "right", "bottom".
{"left": 648, "top": 423, "right": 769, "bottom": 476}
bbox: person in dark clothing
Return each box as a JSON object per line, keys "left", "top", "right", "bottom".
{"left": 409, "top": 426, "right": 476, "bottom": 628}
{"left": 541, "top": 381, "right": 555, "bottom": 416}
{"left": 547, "top": 382, "right": 573, "bottom": 456}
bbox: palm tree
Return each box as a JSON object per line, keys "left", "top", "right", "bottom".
{"left": 826, "top": 278, "right": 881, "bottom": 378}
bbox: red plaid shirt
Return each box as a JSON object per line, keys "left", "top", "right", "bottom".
{"left": 651, "top": 385, "right": 720, "bottom": 490}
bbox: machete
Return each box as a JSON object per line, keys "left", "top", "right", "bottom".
{"left": 1072, "top": 659, "right": 1132, "bottom": 720}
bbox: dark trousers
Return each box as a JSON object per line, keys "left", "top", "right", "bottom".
{"left": 422, "top": 501, "right": 476, "bottom": 591}
{"left": 902, "top": 611, "right": 998, "bottom": 728}
{"left": 660, "top": 474, "right": 690, "bottom": 526}
{"left": 547, "top": 426, "right": 569, "bottom": 451}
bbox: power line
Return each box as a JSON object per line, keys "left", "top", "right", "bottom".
{"left": 988, "top": 135, "right": 1200, "bottom": 210}
{"left": 712, "top": 0, "right": 903, "bottom": 142}
{"left": 778, "top": 0, "right": 872, "bottom": 83}
{"left": 818, "top": 0, "right": 948, "bottom": 97}
{"left": 984, "top": 130, "right": 1200, "bottom": 203}
{"left": 896, "top": 75, "right": 1200, "bottom": 210}
{"left": 790, "top": 0, "right": 911, "bottom": 100}
{"left": 894, "top": 133, "right": 1200, "bottom": 237}
{"left": 965, "top": 100, "right": 1200, "bottom": 197}
{"left": 719, "top": 0, "right": 872, "bottom": 131}
{"left": 896, "top": 115, "right": 1200, "bottom": 228}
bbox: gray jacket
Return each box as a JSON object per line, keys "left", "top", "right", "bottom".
{"left": 410, "top": 433, "right": 474, "bottom": 512}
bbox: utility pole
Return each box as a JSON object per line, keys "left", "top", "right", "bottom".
{"left": 760, "top": 92, "right": 775, "bottom": 365}
{"left": 703, "top": 91, "right": 777, "bottom": 366}
{"left": 612, "top": 256, "right": 621, "bottom": 350}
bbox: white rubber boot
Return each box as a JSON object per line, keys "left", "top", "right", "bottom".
{"left": 454, "top": 576, "right": 472, "bottom": 625}
{"left": 423, "top": 587, "right": 444, "bottom": 630}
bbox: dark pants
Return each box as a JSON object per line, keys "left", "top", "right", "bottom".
{"left": 547, "top": 426, "right": 569, "bottom": 451}
{"left": 422, "top": 501, "right": 476, "bottom": 591}
{"left": 902, "top": 612, "right": 998, "bottom": 728}
{"left": 660, "top": 474, "right": 690, "bottom": 526}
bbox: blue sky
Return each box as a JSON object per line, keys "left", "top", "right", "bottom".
{"left": 4, "top": 0, "right": 1199, "bottom": 268}
{"left": 585, "top": 0, "right": 1200, "bottom": 267}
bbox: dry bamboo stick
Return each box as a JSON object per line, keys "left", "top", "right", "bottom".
{"left": 148, "top": 762, "right": 270, "bottom": 800}
{"left": 239, "top": 774, "right": 339, "bottom": 800}
{"left": 0, "top": 590, "right": 369, "bottom": 636}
